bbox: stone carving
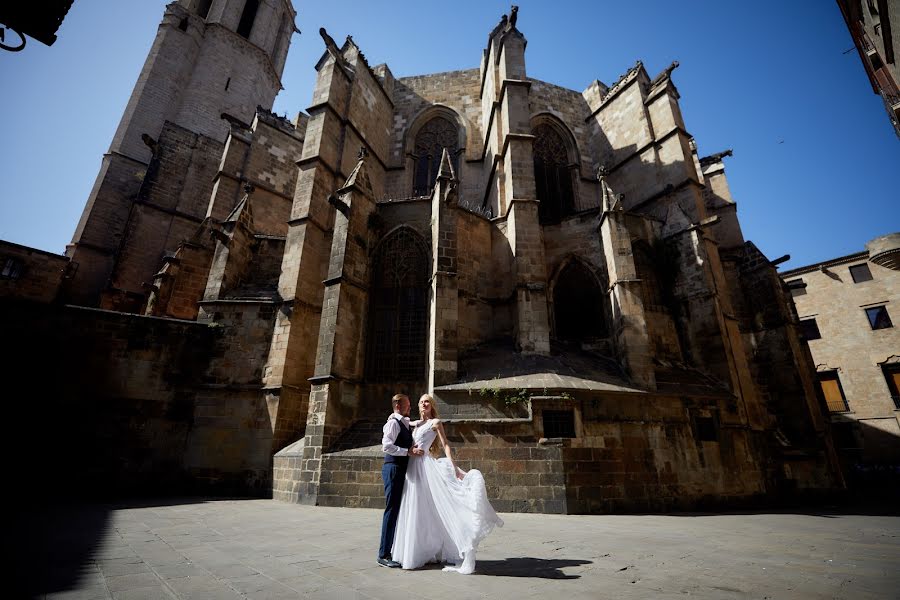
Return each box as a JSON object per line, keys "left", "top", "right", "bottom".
{"left": 508, "top": 6, "right": 519, "bottom": 30}
{"left": 319, "top": 27, "right": 348, "bottom": 69}
{"left": 650, "top": 60, "right": 680, "bottom": 88}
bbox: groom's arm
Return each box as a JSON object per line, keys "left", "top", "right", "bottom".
{"left": 381, "top": 419, "right": 408, "bottom": 457}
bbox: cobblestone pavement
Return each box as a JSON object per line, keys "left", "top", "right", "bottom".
{"left": 16, "top": 499, "right": 899, "bottom": 599}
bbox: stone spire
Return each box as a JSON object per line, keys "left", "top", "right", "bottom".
{"left": 436, "top": 147, "right": 456, "bottom": 181}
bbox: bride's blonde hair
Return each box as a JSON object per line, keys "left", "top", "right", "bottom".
{"left": 418, "top": 394, "right": 443, "bottom": 458}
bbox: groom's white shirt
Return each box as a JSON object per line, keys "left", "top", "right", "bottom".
{"left": 382, "top": 413, "right": 411, "bottom": 457}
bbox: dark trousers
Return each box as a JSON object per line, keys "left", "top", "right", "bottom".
{"left": 378, "top": 461, "right": 406, "bottom": 559}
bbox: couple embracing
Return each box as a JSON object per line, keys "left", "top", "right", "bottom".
{"left": 377, "top": 393, "right": 503, "bottom": 574}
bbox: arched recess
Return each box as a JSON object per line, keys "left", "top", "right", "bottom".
{"left": 549, "top": 255, "right": 609, "bottom": 342}
{"left": 404, "top": 105, "right": 468, "bottom": 197}
{"left": 365, "top": 226, "right": 431, "bottom": 382}
{"left": 531, "top": 113, "right": 580, "bottom": 225}
{"left": 632, "top": 240, "right": 665, "bottom": 312}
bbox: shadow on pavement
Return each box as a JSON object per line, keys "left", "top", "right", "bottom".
{"left": 10, "top": 496, "right": 226, "bottom": 600}
{"left": 475, "top": 557, "right": 591, "bottom": 578}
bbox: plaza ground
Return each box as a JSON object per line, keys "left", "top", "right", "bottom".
{"left": 16, "top": 498, "right": 899, "bottom": 599}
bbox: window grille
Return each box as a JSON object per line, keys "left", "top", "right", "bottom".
{"left": 366, "top": 229, "right": 430, "bottom": 381}
{"left": 542, "top": 410, "right": 575, "bottom": 438}
{"left": 817, "top": 371, "right": 849, "bottom": 413}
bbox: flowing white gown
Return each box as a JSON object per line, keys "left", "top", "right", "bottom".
{"left": 391, "top": 419, "right": 503, "bottom": 572}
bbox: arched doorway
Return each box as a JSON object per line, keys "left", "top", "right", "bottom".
{"left": 366, "top": 227, "right": 430, "bottom": 381}
{"left": 553, "top": 260, "right": 607, "bottom": 341}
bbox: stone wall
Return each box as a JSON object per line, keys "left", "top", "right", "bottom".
{"left": 273, "top": 388, "right": 772, "bottom": 514}
{"left": 0, "top": 241, "right": 68, "bottom": 303}
{"left": 3, "top": 299, "right": 214, "bottom": 498}
{"left": 102, "top": 120, "right": 224, "bottom": 309}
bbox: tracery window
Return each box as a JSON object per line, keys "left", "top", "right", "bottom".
{"left": 533, "top": 123, "right": 575, "bottom": 224}
{"left": 412, "top": 117, "right": 459, "bottom": 196}
{"left": 366, "top": 228, "right": 430, "bottom": 382}
{"left": 553, "top": 260, "right": 607, "bottom": 341}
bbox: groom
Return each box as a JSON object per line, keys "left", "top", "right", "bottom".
{"left": 378, "top": 393, "right": 424, "bottom": 567}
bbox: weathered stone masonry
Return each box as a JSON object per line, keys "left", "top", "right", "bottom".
{"left": 2, "top": 4, "right": 845, "bottom": 511}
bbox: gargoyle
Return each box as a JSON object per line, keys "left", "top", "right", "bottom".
{"left": 508, "top": 5, "right": 518, "bottom": 30}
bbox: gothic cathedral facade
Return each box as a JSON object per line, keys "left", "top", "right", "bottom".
{"left": 9, "top": 2, "right": 842, "bottom": 512}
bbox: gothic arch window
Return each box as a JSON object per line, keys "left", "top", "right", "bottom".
{"left": 236, "top": 0, "right": 260, "bottom": 39}
{"left": 633, "top": 241, "right": 666, "bottom": 312}
{"left": 553, "top": 259, "right": 608, "bottom": 341}
{"left": 366, "top": 228, "right": 430, "bottom": 382}
{"left": 412, "top": 116, "right": 460, "bottom": 196}
{"left": 533, "top": 122, "right": 575, "bottom": 225}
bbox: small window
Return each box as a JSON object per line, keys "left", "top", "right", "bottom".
{"left": 799, "top": 318, "right": 821, "bottom": 340}
{"left": 1, "top": 257, "right": 23, "bottom": 280}
{"left": 787, "top": 278, "right": 807, "bottom": 297}
{"left": 817, "top": 371, "right": 849, "bottom": 413}
{"left": 236, "top": 0, "right": 259, "bottom": 39}
{"left": 849, "top": 263, "right": 873, "bottom": 283}
{"left": 197, "top": 0, "right": 213, "bottom": 19}
{"left": 178, "top": 17, "right": 188, "bottom": 31}
{"left": 542, "top": 410, "right": 575, "bottom": 438}
{"left": 865, "top": 305, "right": 893, "bottom": 330}
{"left": 882, "top": 363, "right": 900, "bottom": 410}
{"left": 694, "top": 416, "right": 718, "bottom": 442}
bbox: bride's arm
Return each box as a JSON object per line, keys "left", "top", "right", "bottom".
{"left": 435, "top": 421, "right": 464, "bottom": 479}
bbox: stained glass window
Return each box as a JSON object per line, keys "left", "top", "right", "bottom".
{"left": 413, "top": 117, "right": 459, "bottom": 196}
{"left": 533, "top": 123, "right": 574, "bottom": 224}
{"left": 366, "top": 229, "right": 430, "bottom": 381}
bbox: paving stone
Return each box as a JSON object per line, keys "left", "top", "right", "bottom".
{"left": 16, "top": 500, "right": 900, "bottom": 600}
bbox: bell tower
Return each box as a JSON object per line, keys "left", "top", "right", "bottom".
{"left": 66, "top": 0, "right": 297, "bottom": 306}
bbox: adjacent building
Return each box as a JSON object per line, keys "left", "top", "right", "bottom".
{"left": 781, "top": 233, "right": 900, "bottom": 471}
{"left": 837, "top": 0, "right": 900, "bottom": 137}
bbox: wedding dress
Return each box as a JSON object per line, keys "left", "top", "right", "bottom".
{"left": 391, "top": 419, "right": 503, "bottom": 573}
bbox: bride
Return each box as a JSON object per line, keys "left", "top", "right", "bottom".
{"left": 391, "top": 394, "right": 503, "bottom": 574}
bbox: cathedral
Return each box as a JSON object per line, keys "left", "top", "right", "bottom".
{"left": 2, "top": 0, "right": 842, "bottom": 512}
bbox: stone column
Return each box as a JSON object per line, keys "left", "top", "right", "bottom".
{"left": 597, "top": 173, "right": 656, "bottom": 389}
{"left": 262, "top": 43, "right": 351, "bottom": 504}
{"left": 494, "top": 26, "right": 551, "bottom": 355}
{"left": 299, "top": 152, "right": 378, "bottom": 504}
{"left": 428, "top": 150, "right": 460, "bottom": 390}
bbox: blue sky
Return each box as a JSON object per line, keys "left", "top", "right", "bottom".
{"left": 1, "top": 0, "right": 897, "bottom": 268}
